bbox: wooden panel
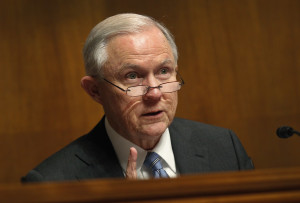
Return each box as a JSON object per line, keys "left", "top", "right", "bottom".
{"left": 1, "top": 167, "right": 300, "bottom": 202}
{"left": 0, "top": 0, "right": 107, "bottom": 183}
{"left": 0, "top": 0, "right": 299, "bottom": 183}
{"left": 172, "top": 0, "right": 300, "bottom": 170}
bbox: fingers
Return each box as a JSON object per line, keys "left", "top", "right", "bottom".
{"left": 126, "top": 147, "right": 138, "bottom": 179}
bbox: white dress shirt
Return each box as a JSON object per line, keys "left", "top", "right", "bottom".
{"left": 105, "top": 118, "right": 178, "bottom": 179}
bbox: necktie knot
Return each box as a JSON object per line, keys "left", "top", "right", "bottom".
{"left": 143, "top": 152, "right": 169, "bottom": 178}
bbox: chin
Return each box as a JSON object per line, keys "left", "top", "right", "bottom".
{"left": 140, "top": 121, "right": 168, "bottom": 137}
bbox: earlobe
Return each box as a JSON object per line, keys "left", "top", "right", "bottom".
{"left": 81, "top": 76, "right": 103, "bottom": 104}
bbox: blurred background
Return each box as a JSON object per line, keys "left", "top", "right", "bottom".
{"left": 0, "top": 0, "right": 299, "bottom": 183}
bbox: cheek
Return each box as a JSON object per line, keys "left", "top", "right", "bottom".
{"left": 118, "top": 99, "right": 144, "bottom": 135}
{"left": 105, "top": 92, "right": 141, "bottom": 121}
{"left": 166, "top": 93, "right": 178, "bottom": 112}
{"left": 122, "top": 100, "right": 142, "bottom": 121}
{"left": 161, "top": 93, "right": 178, "bottom": 124}
{"left": 101, "top": 90, "right": 125, "bottom": 116}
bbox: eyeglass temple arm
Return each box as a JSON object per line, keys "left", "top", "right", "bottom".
{"left": 177, "top": 71, "right": 185, "bottom": 85}
{"left": 102, "top": 78, "right": 127, "bottom": 92}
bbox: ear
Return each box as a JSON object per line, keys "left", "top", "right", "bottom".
{"left": 81, "top": 76, "right": 103, "bottom": 104}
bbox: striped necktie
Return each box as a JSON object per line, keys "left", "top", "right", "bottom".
{"left": 143, "top": 152, "right": 169, "bottom": 178}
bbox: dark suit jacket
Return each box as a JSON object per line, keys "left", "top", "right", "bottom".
{"left": 22, "top": 117, "right": 253, "bottom": 182}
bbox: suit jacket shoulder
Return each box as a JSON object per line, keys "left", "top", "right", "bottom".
{"left": 169, "top": 118, "right": 253, "bottom": 175}
{"left": 22, "top": 118, "right": 123, "bottom": 182}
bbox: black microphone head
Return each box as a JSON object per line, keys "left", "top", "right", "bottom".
{"left": 276, "top": 126, "right": 294, "bottom": 138}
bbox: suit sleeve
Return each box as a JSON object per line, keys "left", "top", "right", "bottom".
{"left": 229, "top": 130, "right": 254, "bottom": 170}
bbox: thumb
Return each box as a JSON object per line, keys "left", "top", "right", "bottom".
{"left": 126, "top": 147, "right": 138, "bottom": 179}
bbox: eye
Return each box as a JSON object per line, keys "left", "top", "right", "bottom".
{"left": 159, "top": 68, "right": 169, "bottom": 75}
{"left": 126, "top": 72, "right": 138, "bottom": 79}
{"left": 156, "top": 67, "right": 174, "bottom": 81}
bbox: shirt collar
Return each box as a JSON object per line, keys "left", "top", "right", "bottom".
{"left": 151, "top": 128, "right": 176, "bottom": 173}
{"left": 105, "top": 117, "right": 176, "bottom": 174}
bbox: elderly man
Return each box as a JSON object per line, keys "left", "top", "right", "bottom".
{"left": 22, "top": 13, "right": 253, "bottom": 182}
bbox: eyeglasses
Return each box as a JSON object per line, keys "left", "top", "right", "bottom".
{"left": 102, "top": 73, "right": 184, "bottom": 97}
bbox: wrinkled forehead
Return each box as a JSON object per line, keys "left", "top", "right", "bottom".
{"left": 106, "top": 26, "right": 169, "bottom": 50}
{"left": 103, "top": 27, "right": 176, "bottom": 75}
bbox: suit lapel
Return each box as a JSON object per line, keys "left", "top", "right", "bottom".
{"left": 74, "top": 117, "right": 124, "bottom": 180}
{"left": 169, "top": 118, "right": 210, "bottom": 174}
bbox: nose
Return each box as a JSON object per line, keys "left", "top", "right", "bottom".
{"left": 142, "top": 77, "right": 162, "bottom": 102}
{"left": 143, "top": 86, "right": 162, "bottom": 101}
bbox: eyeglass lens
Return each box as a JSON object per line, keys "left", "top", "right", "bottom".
{"left": 127, "top": 81, "right": 182, "bottom": 96}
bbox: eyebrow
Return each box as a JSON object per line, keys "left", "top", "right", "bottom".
{"left": 160, "top": 59, "right": 175, "bottom": 67}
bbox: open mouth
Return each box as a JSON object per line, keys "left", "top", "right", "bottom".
{"left": 143, "top": 111, "right": 163, "bottom": 116}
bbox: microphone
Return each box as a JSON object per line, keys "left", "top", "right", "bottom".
{"left": 276, "top": 126, "right": 300, "bottom": 138}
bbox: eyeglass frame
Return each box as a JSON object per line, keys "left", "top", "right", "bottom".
{"left": 100, "top": 72, "right": 185, "bottom": 97}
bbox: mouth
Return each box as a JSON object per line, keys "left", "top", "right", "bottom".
{"left": 142, "top": 110, "right": 163, "bottom": 117}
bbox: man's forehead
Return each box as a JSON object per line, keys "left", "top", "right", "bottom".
{"left": 109, "top": 25, "right": 161, "bottom": 41}
{"left": 118, "top": 59, "right": 175, "bottom": 71}
{"left": 104, "top": 28, "right": 175, "bottom": 73}
{"left": 107, "top": 26, "right": 168, "bottom": 50}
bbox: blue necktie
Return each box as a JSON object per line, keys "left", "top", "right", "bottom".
{"left": 143, "top": 152, "right": 169, "bottom": 178}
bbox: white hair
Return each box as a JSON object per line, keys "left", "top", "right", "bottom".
{"left": 83, "top": 13, "right": 178, "bottom": 77}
